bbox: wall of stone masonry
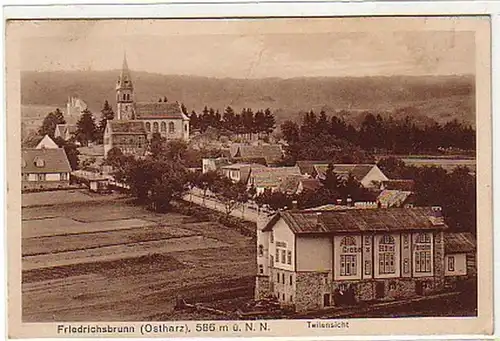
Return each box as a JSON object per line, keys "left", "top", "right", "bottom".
{"left": 295, "top": 272, "right": 330, "bottom": 312}
{"left": 466, "top": 252, "right": 477, "bottom": 277}
{"left": 433, "top": 231, "right": 446, "bottom": 288}
{"left": 255, "top": 275, "right": 271, "bottom": 300}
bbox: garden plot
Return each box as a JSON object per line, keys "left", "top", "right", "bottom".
{"left": 23, "top": 235, "right": 229, "bottom": 271}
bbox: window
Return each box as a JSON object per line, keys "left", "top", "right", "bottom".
{"left": 290, "top": 295, "right": 293, "bottom": 302}
{"left": 34, "top": 158, "right": 45, "bottom": 168}
{"left": 270, "top": 231, "right": 274, "bottom": 243}
{"left": 281, "top": 250, "right": 286, "bottom": 263}
{"left": 281, "top": 273, "right": 285, "bottom": 284}
{"left": 153, "top": 122, "right": 159, "bottom": 133}
{"left": 379, "top": 234, "right": 396, "bottom": 274}
{"left": 289, "top": 275, "right": 293, "bottom": 285}
{"left": 415, "top": 233, "right": 432, "bottom": 273}
{"left": 37, "top": 173, "right": 46, "bottom": 181}
{"left": 123, "top": 94, "right": 126, "bottom": 101}
{"left": 60, "top": 173, "right": 68, "bottom": 181}
{"left": 168, "top": 122, "right": 175, "bottom": 133}
{"left": 161, "top": 122, "right": 167, "bottom": 132}
{"left": 340, "top": 255, "right": 357, "bottom": 276}
{"left": 185, "top": 124, "right": 188, "bottom": 132}
{"left": 448, "top": 256, "right": 455, "bottom": 272}
{"left": 258, "top": 244, "right": 264, "bottom": 257}
{"left": 277, "top": 273, "right": 280, "bottom": 283}
{"left": 275, "top": 249, "right": 280, "bottom": 262}
{"left": 259, "top": 264, "right": 264, "bottom": 274}
{"left": 287, "top": 251, "right": 292, "bottom": 265}
{"left": 146, "top": 122, "right": 151, "bottom": 132}
{"left": 339, "top": 236, "right": 358, "bottom": 276}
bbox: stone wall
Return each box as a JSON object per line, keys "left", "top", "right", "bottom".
{"left": 255, "top": 275, "right": 271, "bottom": 300}
{"left": 295, "top": 272, "right": 330, "bottom": 312}
{"left": 433, "top": 231, "right": 445, "bottom": 288}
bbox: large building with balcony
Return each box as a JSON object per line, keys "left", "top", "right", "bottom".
{"left": 255, "top": 206, "right": 449, "bottom": 312}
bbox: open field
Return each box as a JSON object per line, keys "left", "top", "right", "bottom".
{"left": 22, "top": 193, "right": 256, "bottom": 322}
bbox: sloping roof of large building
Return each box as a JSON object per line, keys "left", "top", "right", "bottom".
{"left": 230, "top": 144, "right": 283, "bottom": 163}
{"left": 108, "top": 120, "right": 147, "bottom": 135}
{"left": 381, "top": 179, "right": 415, "bottom": 191}
{"left": 444, "top": 232, "right": 476, "bottom": 254}
{"left": 135, "top": 102, "right": 188, "bottom": 120}
{"left": 35, "top": 135, "right": 59, "bottom": 149}
{"left": 250, "top": 166, "right": 302, "bottom": 188}
{"left": 22, "top": 148, "right": 72, "bottom": 174}
{"left": 296, "top": 161, "right": 329, "bottom": 176}
{"left": 55, "top": 124, "right": 77, "bottom": 138}
{"left": 262, "top": 207, "right": 448, "bottom": 234}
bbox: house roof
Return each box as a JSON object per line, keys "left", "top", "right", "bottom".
{"left": 250, "top": 166, "right": 302, "bottom": 188}
{"left": 55, "top": 124, "right": 77, "bottom": 137}
{"left": 230, "top": 144, "right": 283, "bottom": 163}
{"left": 262, "top": 207, "right": 448, "bottom": 234}
{"left": 377, "top": 190, "right": 414, "bottom": 208}
{"left": 222, "top": 163, "right": 266, "bottom": 184}
{"left": 108, "top": 120, "right": 147, "bottom": 135}
{"left": 315, "top": 164, "right": 377, "bottom": 181}
{"left": 445, "top": 232, "right": 476, "bottom": 254}
{"left": 300, "top": 178, "right": 323, "bottom": 192}
{"left": 36, "top": 135, "right": 59, "bottom": 149}
{"left": 135, "top": 102, "right": 188, "bottom": 120}
{"left": 22, "top": 148, "right": 72, "bottom": 174}
{"left": 278, "top": 174, "right": 304, "bottom": 194}
{"left": 381, "top": 179, "right": 415, "bottom": 191}
{"left": 296, "top": 160, "right": 329, "bottom": 176}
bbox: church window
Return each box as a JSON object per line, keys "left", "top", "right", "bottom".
{"left": 169, "top": 122, "right": 175, "bottom": 133}
{"left": 161, "top": 122, "right": 167, "bottom": 132}
{"left": 153, "top": 122, "right": 159, "bottom": 133}
{"left": 126, "top": 94, "right": 130, "bottom": 101}
{"left": 378, "top": 234, "right": 396, "bottom": 274}
{"left": 146, "top": 122, "right": 151, "bottom": 132}
{"left": 123, "top": 94, "right": 126, "bottom": 101}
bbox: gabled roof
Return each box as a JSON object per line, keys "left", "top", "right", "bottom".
{"left": 315, "top": 164, "right": 378, "bottom": 181}
{"left": 55, "top": 124, "right": 77, "bottom": 137}
{"left": 445, "top": 232, "right": 476, "bottom": 254}
{"left": 300, "top": 178, "right": 323, "bottom": 192}
{"left": 377, "top": 190, "right": 414, "bottom": 208}
{"left": 381, "top": 179, "right": 415, "bottom": 191}
{"left": 249, "top": 166, "right": 302, "bottom": 188}
{"left": 135, "top": 102, "right": 188, "bottom": 120}
{"left": 36, "top": 135, "right": 59, "bottom": 149}
{"left": 263, "top": 207, "right": 448, "bottom": 234}
{"left": 22, "top": 148, "right": 72, "bottom": 174}
{"left": 222, "top": 163, "right": 266, "bottom": 184}
{"left": 108, "top": 120, "right": 147, "bottom": 135}
{"left": 230, "top": 144, "right": 283, "bottom": 163}
{"left": 296, "top": 160, "right": 329, "bottom": 176}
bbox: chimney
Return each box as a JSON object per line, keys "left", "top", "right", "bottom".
{"left": 430, "top": 206, "right": 444, "bottom": 225}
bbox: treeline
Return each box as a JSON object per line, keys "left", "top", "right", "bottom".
{"left": 378, "top": 157, "right": 476, "bottom": 234}
{"left": 188, "top": 106, "right": 276, "bottom": 137}
{"left": 281, "top": 109, "right": 475, "bottom": 163}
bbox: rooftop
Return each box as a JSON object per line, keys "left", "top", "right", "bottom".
{"left": 22, "top": 148, "right": 72, "bottom": 174}
{"left": 444, "top": 232, "right": 476, "bottom": 254}
{"left": 135, "top": 102, "right": 188, "bottom": 120}
{"left": 263, "top": 207, "right": 448, "bottom": 234}
{"left": 250, "top": 166, "right": 302, "bottom": 188}
{"left": 230, "top": 144, "right": 283, "bottom": 163}
{"left": 108, "top": 120, "right": 147, "bottom": 135}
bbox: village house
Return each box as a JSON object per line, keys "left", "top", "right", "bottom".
{"left": 376, "top": 189, "right": 414, "bottom": 209}
{"left": 220, "top": 163, "right": 267, "bottom": 183}
{"left": 255, "top": 206, "right": 448, "bottom": 312}
{"left": 103, "top": 121, "right": 148, "bottom": 158}
{"left": 35, "top": 135, "right": 59, "bottom": 150}
{"left": 104, "top": 54, "right": 189, "bottom": 158}
{"left": 248, "top": 166, "right": 302, "bottom": 195}
{"left": 314, "top": 164, "right": 389, "bottom": 189}
{"left": 202, "top": 157, "right": 231, "bottom": 174}
{"left": 22, "top": 148, "right": 72, "bottom": 190}
{"left": 444, "top": 232, "right": 476, "bottom": 280}
{"left": 54, "top": 124, "right": 77, "bottom": 141}
{"left": 229, "top": 144, "right": 283, "bottom": 166}
{"left": 278, "top": 175, "right": 323, "bottom": 195}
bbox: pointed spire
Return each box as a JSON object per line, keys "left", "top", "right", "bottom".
{"left": 117, "top": 51, "right": 133, "bottom": 89}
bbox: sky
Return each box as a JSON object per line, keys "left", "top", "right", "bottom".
{"left": 13, "top": 18, "right": 477, "bottom": 78}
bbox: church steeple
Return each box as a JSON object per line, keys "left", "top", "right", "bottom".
{"left": 116, "top": 52, "right": 135, "bottom": 120}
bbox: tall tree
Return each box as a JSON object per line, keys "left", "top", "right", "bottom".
{"left": 38, "top": 109, "right": 66, "bottom": 138}
{"left": 98, "top": 100, "right": 115, "bottom": 142}
{"left": 75, "top": 109, "right": 97, "bottom": 146}
{"left": 53, "top": 136, "right": 80, "bottom": 170}
{"left": 263, "top": 108, "right": 276, "bottom": 135}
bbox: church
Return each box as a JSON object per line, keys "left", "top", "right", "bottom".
{"left": 104, "top": 54, "right": 190, "bottom": 158}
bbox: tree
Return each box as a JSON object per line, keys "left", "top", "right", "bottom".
{"left": 321, "top": 163, "right": 341, "bottom": 198}
{"left": 150, "top": 133, "right": 166, "bottom": 158}
{"left": 53, "top": 136, "right": 80, "bottom": 170}
{"left": 97, "top": 100, "right": 115, "bottom": 143}
{"left": 76, "top": 109, "right": 97, "bottom": 146}
{"left": 255, "top": 189, "right": 293, "bottom": 211}
{"left": 162, "top": 139, "right": 188, "bottom": 163}
{"left": 211, "top": 177, "right": 249, "bottom": 217}
{"left": 263, "top": 108, "right": 276, "bottom": 135}
{"left": 149, "top": 160, "right": 189, "bottom": 212}
{"left": 38, "top": 108, "right": 66, "bottom": 138}
{"left": 195, "top": 171, "right": 219, "bottom": 206}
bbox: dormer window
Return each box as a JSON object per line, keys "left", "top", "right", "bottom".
{"left": 34, "top": 157, "right": 45, "bottom": 168}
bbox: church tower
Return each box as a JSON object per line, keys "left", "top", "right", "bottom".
{"left": 116, "top": 53, "right": 135, "bottom": 120}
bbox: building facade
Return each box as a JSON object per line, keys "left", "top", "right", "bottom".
{"left": 103, "top": 121, "right": 148, "bottom": 158}
{"left": 108, "top": 54, "right": 189, "bottom": 156}
{"left": 22, "top": 148, "right": 72, "bottom": 190}
{"left": 255, "top": 206, "right": 448, "bottom": 312}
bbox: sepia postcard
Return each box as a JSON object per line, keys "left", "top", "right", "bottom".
{"left": 5, "top": 7, "right": 494, "bottom": 339}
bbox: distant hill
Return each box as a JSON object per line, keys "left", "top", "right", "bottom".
{"left": 21, "top": 71, "right": 475, "bottom": 128}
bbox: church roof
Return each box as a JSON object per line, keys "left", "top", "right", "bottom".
{"left": 108, "top": 120, "right": 146, "bottom": 135}
{"left": 135, "top": 102, "right": 188, "bottom": 120}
